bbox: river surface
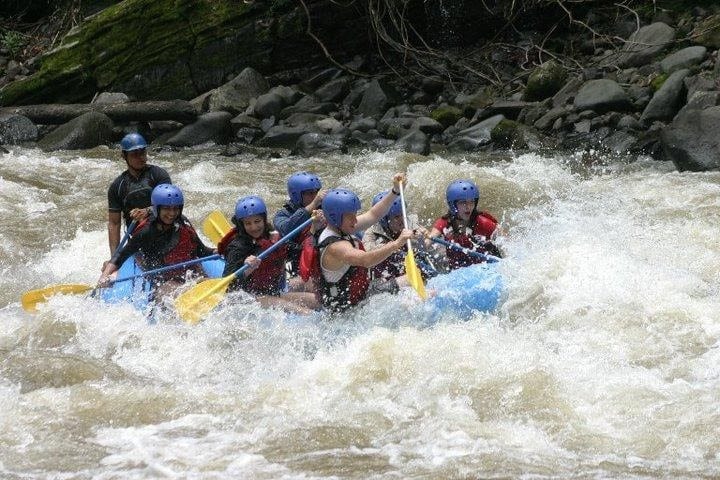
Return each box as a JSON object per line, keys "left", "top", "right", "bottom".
{"left": 1, "top": 146, "right": 719, "bottom": 479}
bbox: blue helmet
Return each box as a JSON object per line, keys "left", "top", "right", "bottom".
{"left": 151, "top": 183, "right": 184, "bottom": 208}
{"left": 235, "top": 195, "right": 267, "bottom": 220}
{"left": 322, "top": 188, "right": 361, "bottom": 228}
{"left": 287, "top": 171, "right": 322, "bottom": 205}
{"left": 120, "top": 133, "right": 147, "bottom": 152}
{"left": 372, "top": 190, "right": 403, "bottom": 230}
{"left": 446, "top": 179, "right": 479, "bottom": 215}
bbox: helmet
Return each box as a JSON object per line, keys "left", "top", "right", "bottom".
{"left": 151, "top": 183, "right": 184, "bottom": 207}
{"left": 120, "top": 133, "right": 147, "bottom": 152}
{"left": 446, "top": 179, "right": 479, "bottom": 215}
{"left": 322, "top": 188, "right": 361, "bottom": 228}
{"left": 287, "top": 171, "right": 322, "bottom": 205}
{"left": 372, "top": 190, "right": 403, "bottom": 230}
{"left": 235, "top": 195, "right": 267, "bottom": 220}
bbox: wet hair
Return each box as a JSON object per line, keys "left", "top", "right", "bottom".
{"left": 232, "top": 213, "right": 272, "bottom": 241}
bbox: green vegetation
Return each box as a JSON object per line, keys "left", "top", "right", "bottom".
{"left": 1, "top": 30, "right": 25, "bottom": 59}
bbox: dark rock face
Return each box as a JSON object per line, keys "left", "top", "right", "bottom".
{"left": 37, "top": 111, "right": 114, "bottom": 150}
{"left": 661, "top": 104, "right": 720, "bottom": 171}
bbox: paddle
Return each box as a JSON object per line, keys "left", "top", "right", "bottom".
{"left": 21, "top": 254, "right": 221, "bottom": 312}
{"left": 398, "top": 183, "right": 427, "bottom": 300}
{"left": 430, "top": 236, "right": 501, "bottom": 263}
{"left": 202, "top": 210, "right": 232, "bottom": 244}
{"left": 175, "top": 218, "right": 313, "bottom": 325}
{"left": 117, "top": 219, "right": 138, "bottom": 253}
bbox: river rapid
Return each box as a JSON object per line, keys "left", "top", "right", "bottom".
{"left": 1, "top": 146, "right": 719, "bottom": 479}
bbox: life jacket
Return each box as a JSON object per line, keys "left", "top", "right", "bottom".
{"left": 216, "top": 227, "right": 238, "bottom": 256}
{"left": 301, "top": 233, "right": 370, "bottom": 312}
{"left": 367, "top": 227, "right": 406, "bottom": 281}
{"left": 242, "top": 232, "right": 288, "bottom": 295}
{"left": 436, "top": 211, "right": 498, "bottom": 270}
{"left": 133, "top": 217, "right": 204, "bottom": 278}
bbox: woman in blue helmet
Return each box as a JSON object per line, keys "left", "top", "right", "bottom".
{"left": 362, "top": 190, "right": 433, "bottom": 281}
{"left": 272, "top": 171, "right": 327, "bottom": 279}
{"left": 222, "top": 195, "right": 318, "bottom": 314}
{"left": 106, "top": 132, "right": 171, "bottom": 256}
{"left": 301, "top": 173, "right": 421, "bottom": 313}
{"left": 428, "top": 179, "right": 502, "bottom": 270}
{"left": 98, "top": 184, "right": 214, "bottom": 298}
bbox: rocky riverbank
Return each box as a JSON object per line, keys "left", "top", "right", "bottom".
{"left": 1, "top": 2, "right": 720, "bottom": 171}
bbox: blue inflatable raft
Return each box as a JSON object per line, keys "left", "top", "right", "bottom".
{"left": 425, "top": 262, "right": 503, "bottom": 318}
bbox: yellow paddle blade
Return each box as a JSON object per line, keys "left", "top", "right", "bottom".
{"left": 174, "top": 275, "right": 235, "bottom": 325}
{"left": 202, "top": 210, "right": 232, "bottom": 244}
{"left": 404, "top": 247, "right": 427, "bottom": 300}
{"left": 21, "top": 284, "right": 93, "bottom": 312}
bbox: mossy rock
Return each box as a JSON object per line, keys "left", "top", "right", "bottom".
{"left": 650, "top": 73, "right": 669, "bottom": 92}
{"left": 490, "top": 119, "right": 519, "bottom": 148}
{"left": 524, "top": 60, "right": 567, "bottom": 101}
{"left": 430, "top": 105, "right": 463, "bottom": 128}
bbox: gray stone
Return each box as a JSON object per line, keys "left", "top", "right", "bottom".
{"left": 257, "top": 125, "right": 320, "bottom": 149}
{"left": 394, "top": 130, "right": 430, "bottom": 155}
{"left": 617, "top": 22, "right": 676, "bottom": 67}
{"left": 640, "top": 69, "right": 690, "bottom": 124}
{"left": 574, "top": 79, "right": 631, "bottom": 114}
{"left": 253, "top": 92, "right": 285, "bottom": 119}
{"left": 206, "top": 67, "right": 269, "bottom": 114}
{"left": 315, "top": 77, "right": 351, "bottom": 103}
{"left": 660, "top": 46, "right": 707, "bottom": 74}
{"left": 534, "top": 106, "right": 568, "bottom": 130}
{"left": 411, "top": 116, "right": 444, "bottom": 135}
{"left": 293, "top": 133, "right": 346, "bottom": 155}
{"left": 92, "top": 92, "right": 130, "bottom": 104}
{"left": 0, "top": 114, "right": 38, "bottom": 144}
{"left": 38, "top": 112, "right": 114, "bottom": 151}
{"left": 448, "top": 114, "right": 505, "bottom": 151}
{"left": 617, "top": 115, "right": 641, "bottom": 131}
{"left": 358, "top": 80, "right": 400, "bottom": 118}
{"left": 315, "top": 118, "right": 346, "bottom": 135}
{"left": 661, "top": 105, "right": 720, "bottom": 171}
{"left": 603, "top": 131, "right": 637, "bottom": 153}
{"left": 165, "top": 111, "right": 233, "bottom": 147}
{"left": 348, "top": 117, "right": 376, "bottom": 132}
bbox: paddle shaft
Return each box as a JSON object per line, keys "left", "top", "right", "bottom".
{"left": 397, "top": 183, "right": 413, "bottom": 253}
{"left": 116, "top": 220, "right": 138, "bottom": 254}
{"left": 108, "top": 254, "right": 222, "bottom": 286}
{"left": 430, "top": 236, "right": 500, "bottom": 263}
{"left": 228, "top": 218, "right": 312, "bottom": 281}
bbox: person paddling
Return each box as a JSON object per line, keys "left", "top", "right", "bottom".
{"left": 106, "top": 133, "right": 171, "bottom": 256}
{"left": 362, "top": 190, "right": 434, "bottom": 281}
{"left": 427, "top": 179, "right": 503, "bottom": 270}
{"left": 98, "top": 184, "right": 214, "bottom": 300}
{"left": 272, "top": 172, "right": 327, "bottom": 278}
{"left": 303, "top": 173, "right": 421, "bottom": 313}
{"left": 222, "top": 195, "right": 317, "bottom": 314}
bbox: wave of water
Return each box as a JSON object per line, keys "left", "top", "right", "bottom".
{"left": 1, "top": 147, "right": 719, "bottom": 478}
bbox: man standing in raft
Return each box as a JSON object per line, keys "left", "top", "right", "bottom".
{"left": 106, "top": 133, "right": 171, "bottom": 256}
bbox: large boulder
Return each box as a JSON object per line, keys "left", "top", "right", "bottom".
{"left": 640, "top": 69, "right": 689, "bottom": 125}
{"left": 206, "top": 68, "right": 269, "bottom": 114}
{"left": 660, "top": 46, "right": 707, "bottom": 74}
{"left": 524, "top": 60, "right": 567, "bottom": 101}
{"left": 357, "top": 80, "right": 400, "bottom": 118}
{"left": 448, "top": 114, "right": 505, "bottom": 151}
{"left": 37, "top": 111, "right": 114, "bottom": 151}
{"left": 0, "top": 114, "right": 37, "bottom": 144}
{"left": 661, "top": 97, "right": 720, "bottom": 171}
{"left": 617, "top": 22, "right": 676, "bottom": 68}
{"left": 164, "top": 112, "right": 233, "bottom": 147}
{"left": 574, "top": 79, "right": 631, "bottom": 114}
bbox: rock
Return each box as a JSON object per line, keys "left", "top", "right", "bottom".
{"left": 207, "top": 68, "right": 270, "bottom": 114}
{"left": 616, "top": 22, "right": 676, "bottom": 67}
{"left": 524, "top": 60, "right": 567, "bottom": 101}
{"left": 617, "top": 114, "right": 641, "bottom": 131}
{"left": 411, "top": 116, "right": 444, "bottom": 135}
{"left": 602, "top": 131, "right": 637, "bottom": 153}
{"left": 692, "top": 15, "right": 720, "bottom": 48}
{"left": 37, "top": 111, "right": 114, "bottom": 151}
{"left": 574, "top": 79, "right": 631, "bottom": 114}
{"left": 315, "top": 118, "right": 346, "bottom": 135}
{"left": 421, "top": 76, "right": 444, "bottom": 94}
{"left": 253, "top": 92, "right": 285, "bottom": 119}
{"left": 165, "top": 111, "right": 233, "bottom": 147}
{"left": 448, "top": 114, "right": 505, "bottom": 151}
{"left": 430, "top": 105, "right": 463, "bottom": 128}
{"left": 269, "top": 85, "right": 303, "bottom": 106}
{"left": 534, "top": 106, "right": 569, "bottom": 131}
{"left": 314, "top": 77, "right": 351, "bottom": 103}
{"left": 0, "top": 114, "right": 37, "bottom": 144}
{"left": 285, "top": 113, "right": 328, "bottom": 126}
{"left": 661, "top": 104, "right": 720, "bottom": 171}
{"left": 92, "top": 92, "right": 130, "bottom": 104}
{"left": 348, "top": 116, "right": 376, "bottom": 132}
{"left": 378, "top": 117, "right": 415, "bottom": 138}
{"left": 552, "top": 76, "right": 583, "bottom": 108}
{"left": 230, "top": 113, "right": 261, "bottom": 129}
{"left": 357, "top": 79, "right": 400, "bottom": 118}
{"left": 660, "top": 46, "right": 707, "bottom": 74}
{"left": 257, "top": 125, "right": 320, "bottom": 149}
{"left": 394, "top": 130, "right": 429, "bottom": 155}
{"left": 485, "top": 100, "right": 538, "bottom": 121}
{"left": 300, "top": 68, "right": 341, "bottom": 92}
{"left": 293, "top": 133, "right": 346, "bottom": 155}
{"left": 640, "top": 69, "right": 689, "bottom": 125}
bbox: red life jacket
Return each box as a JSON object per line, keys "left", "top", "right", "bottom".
{"left": 216, "top": 227, "right": 238, "bottom": 256}
{"left": 302, "top": 233, "right": 370, "bottom": 312}
{"left": 242, "top": 233, "right": 288, "bottom": 295}
{"left": 133, "top": 218, "right": 205, "bottom": 278}
{"left": 434, "top": 211, "right": 498, "bottom": 270}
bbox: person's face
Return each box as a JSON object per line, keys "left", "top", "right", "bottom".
{"left": 387, "top": 214, "right": 404, "bottom": 234}
{"left": 124, "top": 149, "right": 147, "bottom": 171}
{"left": 242, "top": 215, "right": 266, "bottom": 239}
{"left": 158, "top": 205, "right": 180, "bottom": 225}
{"left": 455, "top": 199, "right": 475, "bottom": 221}
{"left": 339, "top": 211, "right": 358, "bottom": 235}
{"left": 301, "top": 189, "right": 319, "bottom": 207}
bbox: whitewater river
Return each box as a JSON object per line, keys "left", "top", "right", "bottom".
{"left": 1, "top": 145, "right": 719, "bottom": 479}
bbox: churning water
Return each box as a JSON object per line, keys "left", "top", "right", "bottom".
{"left": 1, "top": 146, "right": 719, "bottom": 478}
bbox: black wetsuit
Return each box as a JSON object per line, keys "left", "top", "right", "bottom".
{"left": 107, "top": 165, "right": 171, "bottom": 227}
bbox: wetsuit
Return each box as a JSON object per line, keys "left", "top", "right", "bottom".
{"left": 272, "top": 201, "right": 311, "bottom": 276}
{"left": 108, "top": 165, "right": 171, "bottom": 227}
